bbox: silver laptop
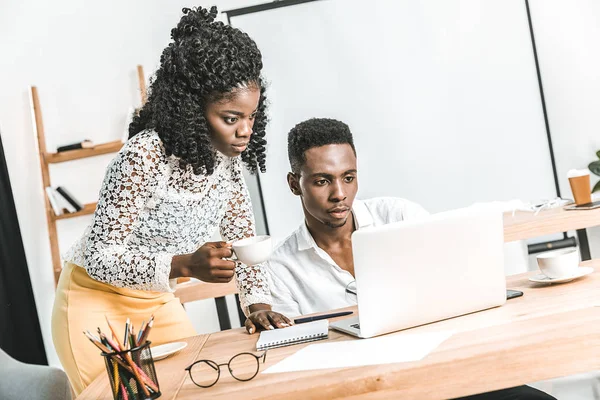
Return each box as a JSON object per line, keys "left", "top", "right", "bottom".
{"left": 331, "top": 207, "right": 506, "bottom": 338}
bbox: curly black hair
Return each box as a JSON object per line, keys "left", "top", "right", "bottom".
{"left": 288, "top": 118, "right": 356, "bottom": 173}
{"left": 129, "top": 6, "right": 268, "bottom": 175}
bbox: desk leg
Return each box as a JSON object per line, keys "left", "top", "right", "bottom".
{"left": 235, "top": 294, "right": 246, "bottom": 327}
{"left": 214, "top": 297, "right": 231, "bottom": 331}
{"left": 577, "top": 229, "right": 592, "bottom": 261}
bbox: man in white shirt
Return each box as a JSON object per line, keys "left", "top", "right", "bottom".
{"left": 269, "top": 201, "right": 428, "bottom": 315}
{"left": 265, "top": 118, "right": 428, "bottom": 317}
{"left": 269, "top": 195, "right": 428, "bottom": 317}
{"left": 258, "top": 118, "right": 555, "bottom": 400}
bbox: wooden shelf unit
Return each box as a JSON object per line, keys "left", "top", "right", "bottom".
{"left": 30, "top": 86, "right": 123, "bottom": 283}
{"left": 31, "top": 65, "right": 147, "bottom": 284}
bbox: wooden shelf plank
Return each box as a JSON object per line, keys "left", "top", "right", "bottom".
{"left": 45, "top": 140, "right": 123, "bottom": 163}
{"left": 503, "top": 206, "right": 600, "bottom": 242}
{"left": 54, "top": 202, "right": 97, "bottom": 220}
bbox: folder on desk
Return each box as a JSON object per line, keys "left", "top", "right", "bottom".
{"left": 256, "top": 320, "right": 329, "bottom": 351}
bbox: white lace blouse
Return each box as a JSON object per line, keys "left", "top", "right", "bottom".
{"left": 63, "top": 130, "right": 271, "bottom": 313}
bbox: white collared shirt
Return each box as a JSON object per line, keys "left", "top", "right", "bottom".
{"left": 266, "top": 197, "right": 429, "bottom": 317}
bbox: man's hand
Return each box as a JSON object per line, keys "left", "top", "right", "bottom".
{"left": 245, "top": 304, "right": 293, "bottom": 334}
{"left": 171, "top": 242, "right": 236, "bottom": 283}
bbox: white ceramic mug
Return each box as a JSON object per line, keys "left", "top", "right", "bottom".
{"left": 536, "top": 248, "right": 579, "bottom": 279}
{"left": 231, "top": 235, "right": 272, "bottom": 266}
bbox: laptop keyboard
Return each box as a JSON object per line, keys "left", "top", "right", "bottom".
{"left": 350, "top": 323, "right": 360, "bottom": 329}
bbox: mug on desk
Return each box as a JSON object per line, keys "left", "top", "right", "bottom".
{"left": 567, "top": 169, "right": 592, "bottom": 205}
{"left": 231, "top": 235, "right": 272, "bottom": 266}
{"left": 536, "top": 248, "right": 579, "bottom": 279}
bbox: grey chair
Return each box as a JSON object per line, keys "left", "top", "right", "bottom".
{"left": 0, "top": 347, "right": 72, "bottom": 400}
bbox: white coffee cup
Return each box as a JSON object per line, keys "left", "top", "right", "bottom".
{"left": 231, "top": 235, "right": 272, "bottom": 266}
{"left": 536, "top": 248, "right": 579, "bottom": 279}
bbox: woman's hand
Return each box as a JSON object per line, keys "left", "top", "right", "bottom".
{"left": 171, "top": 241, "right": 236, "bottom": 283}
{"left": 245, "top": 304, "right": 293, "bottom": 334}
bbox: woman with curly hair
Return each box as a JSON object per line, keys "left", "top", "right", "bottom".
{"left": 51, "top": 6, "right": 290, "bottom": 394}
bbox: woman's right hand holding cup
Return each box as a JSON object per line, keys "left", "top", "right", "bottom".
{"left": 171, "top": 241, "right": 236, "bottom": 283}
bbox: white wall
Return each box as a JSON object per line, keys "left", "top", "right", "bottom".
{"left": 530, "top": 0, "right": 600, "bottom": 258}
{"left": 0, "top": 0, "right": 262, "bottom": 367}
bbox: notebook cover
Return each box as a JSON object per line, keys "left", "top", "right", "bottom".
{"left": 256, "top": 320, "right": 329, "bottom": 351}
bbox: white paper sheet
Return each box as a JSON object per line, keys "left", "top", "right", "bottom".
{"left": 263, "top": 331, "right": 453, "bottom": 374}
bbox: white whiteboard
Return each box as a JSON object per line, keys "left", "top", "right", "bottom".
{"left": 231, "top": 0, "right": 556, "bottom": 243}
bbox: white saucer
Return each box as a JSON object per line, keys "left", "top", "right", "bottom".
{"left": 528, "top": 266, "right": 594, "bottom": 284}
{"left": 151, "top": 342, "right": 187, "bottom": 361}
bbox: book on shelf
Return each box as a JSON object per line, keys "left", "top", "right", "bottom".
{"left": 55, "top": 186, "right": 83, "bottom": 211}
{"left": 45, "top": 186, "right": 78, "bottom": 215}
{"left": 55, "top": 191, "right": 76, "bottom": 213}
{"left": 45, "top": 187, "right": 63, "bottom": 216}
{"left": 56, "top": 139, "right": 94, "bottom": 153}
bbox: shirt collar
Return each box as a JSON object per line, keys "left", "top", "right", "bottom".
{"left": 295, "top": 199, "right": 374, "bottom": 252}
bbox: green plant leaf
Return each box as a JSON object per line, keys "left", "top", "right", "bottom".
{"left": 596, "top": 150, "right": 600, "bottom": 159}
{"left": 594, "top": 180, "right": 600, "bottom": 193}
{"left": 589, "top": 160, "right": 600, "bottom": 176}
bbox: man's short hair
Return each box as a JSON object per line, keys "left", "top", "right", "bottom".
{"left": 287, "top": 118, "right": 356, "bottom": 173}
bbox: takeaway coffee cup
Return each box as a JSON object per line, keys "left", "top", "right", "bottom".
{"left": 567, "top": 169, "right": 592, "bottom": 205}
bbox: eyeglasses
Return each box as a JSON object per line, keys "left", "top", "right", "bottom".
{"left": 185, "top": 351, "right": 267, "bottom": 388}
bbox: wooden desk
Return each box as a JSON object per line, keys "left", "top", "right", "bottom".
{"left": 79, "top": 259, "right": 600, "bottom": 399}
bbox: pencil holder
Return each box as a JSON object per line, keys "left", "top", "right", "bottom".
{"left": 102, "top": 341, "right": 161, "bottom": 400}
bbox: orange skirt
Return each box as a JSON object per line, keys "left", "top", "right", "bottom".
{"left": 51, "top": 262, "right": 197, "bottom": 395}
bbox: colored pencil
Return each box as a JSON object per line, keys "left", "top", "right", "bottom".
{"left": 112, "top": 359, "right": 119, "bottom": 397}
{"left": 105, "top": 316, "right": 122, "bottom": 349}
{"left": 103, "top": 334, "right": 122, "bottom": 354}
{"left": 138, "top": 317, "right": 153, "bottom": 345}
{"left": 129, "top": 324, "right": 136, "bottom": 349}
{"left": 120, "top": 382, "right": 129, "bottom": 400}
{"left": 137, "top": 320, "right": 146, "bottom": 344}
{"left": 123, "top": 318, "right": 130, "bottom": 348}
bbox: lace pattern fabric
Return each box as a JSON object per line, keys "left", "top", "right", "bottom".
{"left": 63, "top": 130, "right": 271, "bottom": 314}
